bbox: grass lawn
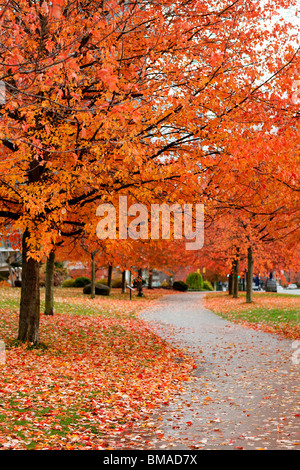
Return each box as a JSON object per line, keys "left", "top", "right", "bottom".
{"left": 203, "top": 291, "right": 300, "bottom": 340}
{"left": 0, "top": 287, "right": 192, "bottom": 450}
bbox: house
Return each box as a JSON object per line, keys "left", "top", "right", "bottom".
{"left": 0, "top": 235, "right": 22, "bottom": 285}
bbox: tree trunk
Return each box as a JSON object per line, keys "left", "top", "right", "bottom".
{"left": 18, "top": 230, "right": 40, "bottom": 344}
{"left": 246, "top": 246, "right": 254, "bottom": 303}
{"left": 137, "top": 268, "right": 144, "bottom": 297}
{"left": 148, "top": 270, "right": 153, "bottom": 289}
{"left": 107, "top": 264, "right": 113, "bottom": 288}
{"left": 91, "top": 252, "right": 96, "bottom": 299}
{"left": 44, "top": 250, "right": 55, "bottom": 315}
{"left": 228, "top": 269, "right": 233, "bottom": 295}
{"left": 121, "top": 270, "right": 126, "bottom": 293}
{"left": 232, "top": 256, "right": 239, "bottom": 299}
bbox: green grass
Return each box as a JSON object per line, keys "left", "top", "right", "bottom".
{"left": 217, "top": 306, "right": 299, "bottom": 325}
{"left": 258, "top": 292, "right": 300, "bottom": 298}
{"left": 205, "top": 292, "right": 300, "bottom": 339}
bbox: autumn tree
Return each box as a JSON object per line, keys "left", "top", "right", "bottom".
{"left": 0, "top": 0, "right": 299, "bottom": 343}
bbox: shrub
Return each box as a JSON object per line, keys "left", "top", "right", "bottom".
{"left": 160, "top": 280, "right": 171, "bottom": 288}
{"left": 186, "top": 272, "right": 203, "bottom": 290}
{"left": 96, "top": 278, "right": 122, "bottom": 288}
{"left": 83, "top": 282, "right": 110, "bottom": 296}
{"left": 62, "top": 278, "right": 76, "bottom": 288}
{"left": 173, "top": 280, "right": 188, "bottom": 292}
{"left": 74, "top": 276, "right": 91, "bottom": 287}
{"left": 203, "top": 280, "right": 214, "bottom": 291}
{"left": 112, "top": 278, "right": 123, "bottom": 288}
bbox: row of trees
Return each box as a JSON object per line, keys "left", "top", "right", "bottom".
{"left": 0, "top": 0, "right": 299, "bottom": 344}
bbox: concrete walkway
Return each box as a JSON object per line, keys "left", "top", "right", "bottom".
{"left": 138, "top": 292, "right": 299, "bottom": 450}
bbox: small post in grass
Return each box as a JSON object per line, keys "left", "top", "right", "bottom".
{"left": 127, "top": 285, "right": 135, "bottom": 300}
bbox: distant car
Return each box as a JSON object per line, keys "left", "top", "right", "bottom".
{"left": 287, "top": 284, "right": 298, "bottom": 289}
{"left": 265, "top": 279, "right": 277, "bottom": 292}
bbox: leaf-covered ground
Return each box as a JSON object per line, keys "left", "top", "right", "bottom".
{"left": 203, "top": 292, "right": 300, "bottom": 340}
{"left": 0, "top": 288, "right": 193, "bottom": 450}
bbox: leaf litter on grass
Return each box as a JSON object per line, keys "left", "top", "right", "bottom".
{"left": 203, "top": 292, "right": 300, "bottom": 340}
{"left": 0, "top": 288, "right": 194, "bottom": 449}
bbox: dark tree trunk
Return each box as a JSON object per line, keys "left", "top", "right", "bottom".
{"left": 18, "top": 230, "right": 40, "bottom": 344}
{"left": 246, "top": 246, "right": 254, "bottom": 303}
{"left": 121, "top": 270, "right": 126, "bottom": 293}
{"left": 91, "top": 252, "right": 96, "bottom": 299}
{"left": 137, "top": 268, "right": 144, "bottom": 297}
{"left": 228, "top": 272, "right": 233, "bottom": 295}
{"left": 232, "top": 255, "right": 239, "bottom": 299}
{"left": 44, "top": 250, "right": 55, "bottom": 315}
{"left": 107, "top": 264, "right": 113, "bottom": 288}
{"left": 148, "top": 270, "right": 153, "bottom": 289}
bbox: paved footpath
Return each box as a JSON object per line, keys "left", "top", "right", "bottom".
{"left": 137, "top": 292, "right": 300, "bottom": 450}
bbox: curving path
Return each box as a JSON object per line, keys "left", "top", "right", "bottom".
{"left": 137, "top": 292, "right": 300, "bottom": 450}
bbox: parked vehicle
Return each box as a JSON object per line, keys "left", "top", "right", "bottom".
{"left": 265, "top": 279, "right": 277, "bottom": 292}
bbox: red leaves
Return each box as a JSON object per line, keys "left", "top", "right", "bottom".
{"left": 0, "top": 288, "right": 193, "bottom": 449}
{"left": 97, "top": 68, "right": 119, "bottom": 92}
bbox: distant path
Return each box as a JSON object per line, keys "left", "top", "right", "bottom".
{"left": 138, "top": 292, "right": 299, "bottom": 450}
{"left": 278, "top": 288, "right": 300, "bottom": 295}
